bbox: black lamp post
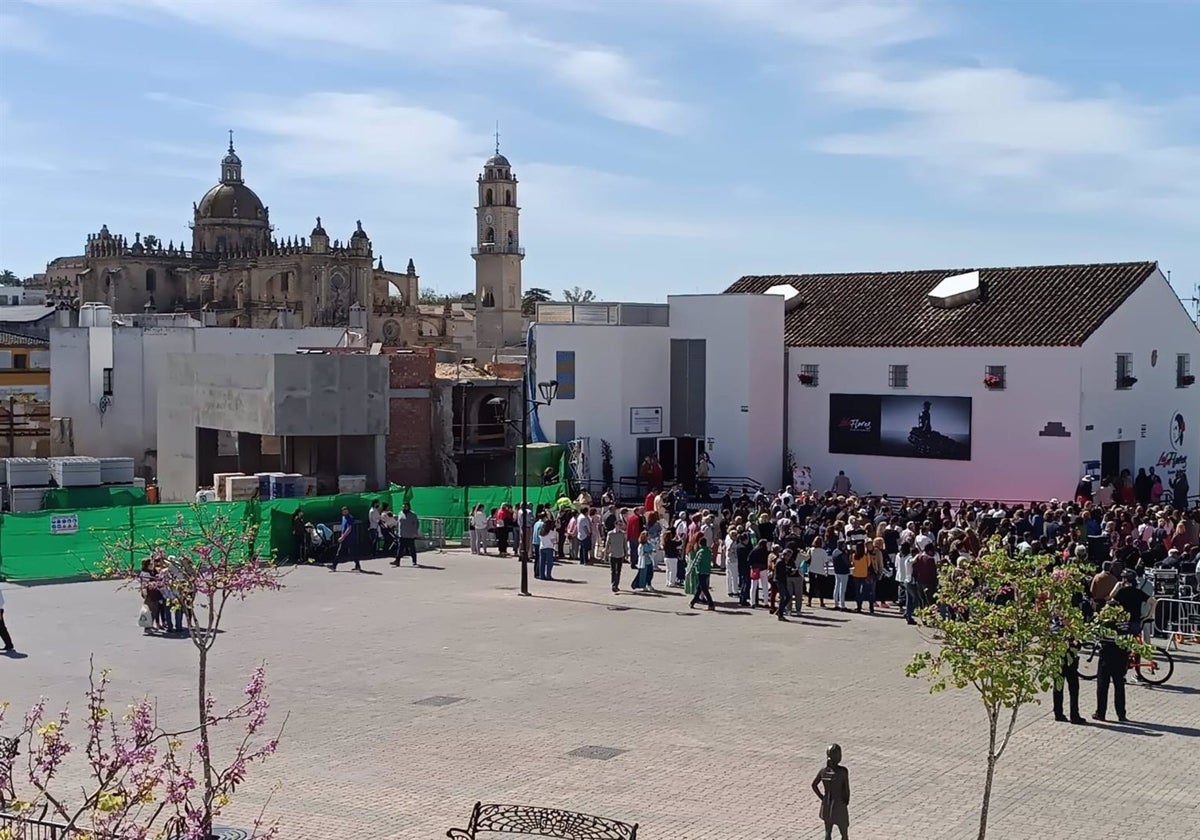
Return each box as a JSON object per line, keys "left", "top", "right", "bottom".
{"left": 490, "top": 378, "right": 557, "bottom": 596}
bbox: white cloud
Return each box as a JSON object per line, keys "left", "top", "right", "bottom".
{"left": 25, "top": 0, "right": 692, "bottom": 132}
{"left": 232, "top": 91, "right": 718, "bottom": 243}
{"left": 673, "top": 0, "right": 938, "bottom": 50}
{"left": 235, "top": 92, "right": 483, "bottom": 186}
{"left": 683, "top": 0, "right": 1200, "bottom": 221}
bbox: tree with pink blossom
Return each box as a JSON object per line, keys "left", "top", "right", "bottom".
{"left": 1, "top": 505, "right": 286, "bottom": 839}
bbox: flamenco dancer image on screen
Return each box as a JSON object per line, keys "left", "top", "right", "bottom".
{"left": 908, "top": 400, "right": 967, "bottom": 459}
{"left": 812, "top": 743, "right": 850, "bottom": 840}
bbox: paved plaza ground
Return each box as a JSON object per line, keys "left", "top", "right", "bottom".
{"left": 2, "top": 548, "right": 1197, "bottom": 839}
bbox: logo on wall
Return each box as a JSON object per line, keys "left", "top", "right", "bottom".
{"left": 1169, "top": 412, "right": 1185, "bottom": 451}
{"left": 837, "top": 416, "right": 873, "bottom": 433}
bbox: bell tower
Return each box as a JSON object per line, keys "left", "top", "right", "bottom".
{"left": 473, "top": 136, "right": 523, "bottom": 348}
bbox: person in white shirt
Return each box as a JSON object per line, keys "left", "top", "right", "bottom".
{"left": 725, "top": 531, "right": 740, "bottom": 597}
{"left": 470, "top": 503, "right": 488, "bottom": 554}
{"left": 368, "top": 500, "right": 382, "bottom": 555}
{"left": 536, "top": 518, "right": 558, "bottom": 581}
{"left": 895, "top": 542, "right": 918, "bottom": 624}
{"left": 807, "top": 538, "right": 830, "bottom": 609}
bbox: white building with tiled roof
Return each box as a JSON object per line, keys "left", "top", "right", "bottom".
{"left": 531, "top": 261, "right": 1198, "bottom": 502}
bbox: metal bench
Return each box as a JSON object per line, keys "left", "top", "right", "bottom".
{"left": 447, "top": 802, "right": 638, "bottom": 840}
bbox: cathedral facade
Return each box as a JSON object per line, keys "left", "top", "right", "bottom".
{"left": 37, "top": 137, "right": 528, "bottom": 350}
{"left": 39, "top": 138, "right": 426, "bottom": 345}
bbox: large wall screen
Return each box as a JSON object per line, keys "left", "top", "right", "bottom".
{"left": 829, "top": 393, "right": 972, "bottom": 461}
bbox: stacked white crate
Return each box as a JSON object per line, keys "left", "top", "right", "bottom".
{"left": 98, "top": 457, "right": 136, "bottom": 485}
{"left": 9, "top": 486, "right": 48, "bottom": 512}
{"left": 7, "top": 457, "right": 51, "bottom": 488}
{"left": 337, "top": 474, "right": 367, "bottom": 494}
{"left": 50, "top": 457, "right": 103, "bottom": 487}
{"left": 212, "top": 472, "right": 244, "bottom": 501}
{"left": 225, "top": 475, "right": 259, "bottom": 501}
{"left": 302, "top": 477, "right": 318, "bottom": 497}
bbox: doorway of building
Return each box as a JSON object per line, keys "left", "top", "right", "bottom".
{"left": 1100, "top": 440, "right": 1135, "bottom": 481}
{"left": 656, "top": 437, "right": 677, "bottom": 484}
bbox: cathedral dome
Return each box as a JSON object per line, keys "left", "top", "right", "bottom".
{"left": 197, "top": 182, "right": 266, "bottom": 221}
{"left": 486, "top": 153, "right": 510, "bottom": 167}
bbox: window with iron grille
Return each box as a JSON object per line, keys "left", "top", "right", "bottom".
{"left": 1115, "top": 354, "right": 1133, "bottom": 389}
{"left": 984, "top": 365, "right": 1006, "bottom": 389}
{"left": 798, "top": 363, "right": 819, "bottom": 387}
{"left": 102, "top": 367, "right": 113, "bottom": 396}
{"left": 1177, "top": 353, "right": 1192, "bottom": 387}
{"left": 888, "top": 364, "right": 908, "bottom": 388}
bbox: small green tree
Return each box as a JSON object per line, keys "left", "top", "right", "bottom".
{"left": 600, "top": 439, "right": 614, "bottom": 489}
{"left": 143, "top": 234, "right": 161, "bottom": 250}
{"left": 562, "top": 286, "right": 595, "bottom": 303}
{"left": 0, "top": 270, "right": 19, "bottom": 287}
{"left": 521, "top": 287, "right": 551, "bottom": 315}
{"left": 906, "top": 546, "right": 1138, "bottom": 840}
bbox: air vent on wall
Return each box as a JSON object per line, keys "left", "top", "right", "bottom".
{"left": 765, "top": 283, "right": 805, "bottom": 313}
{"left": 928, "top": 271, "right": 981, "bottom": 309}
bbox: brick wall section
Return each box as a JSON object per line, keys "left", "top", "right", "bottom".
{"left": 386, "top": 348, "right": 436, "bottom": 486}
{"left": 388, "top": 347, "right": 436, "bottom": 388}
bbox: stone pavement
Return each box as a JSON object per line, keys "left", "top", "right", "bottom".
{"left": 2, "top": 549, "right": 1197, "bottom": 839}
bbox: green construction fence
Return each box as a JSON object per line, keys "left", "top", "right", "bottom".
{"left": 0, "top": 482, "right": 568, "bottom": 583}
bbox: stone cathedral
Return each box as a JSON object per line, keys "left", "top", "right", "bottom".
{"left": 39, "top": 137, "right": 426, "bottom": 345}
{"left": 38, "top": 137, "right": 529, "bottom": 349}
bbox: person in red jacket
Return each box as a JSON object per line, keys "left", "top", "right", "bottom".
{"left": 626, "top": 507, "right": 644, "bottom": 570}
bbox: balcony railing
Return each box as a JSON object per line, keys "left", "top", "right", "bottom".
{"left": 535, "top": 302, "right": 669, "bottom": 326}
{"left": 471, "top": 244, "right": 525, "bottom": 256}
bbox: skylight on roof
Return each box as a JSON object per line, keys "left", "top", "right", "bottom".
{"left": 765, "top": 283, "right": 804, "bottom": 312}
{"left": 928, "top": 270, "right": 981, "bottom": 309}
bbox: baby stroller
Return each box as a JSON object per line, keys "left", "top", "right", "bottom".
{"left": 305, "top": 522, "right": 336, "bottom": 565}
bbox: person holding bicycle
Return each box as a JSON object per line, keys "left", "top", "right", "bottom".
{"left": 1093, "top": 570, "right": 1148, "bottom": 723}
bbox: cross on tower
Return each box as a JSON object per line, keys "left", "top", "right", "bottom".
{"left": 228, "top": 128, "right": 235, "bottom": 152}
{"left": 494, "top": 121, "right": 500, "bottom": 155}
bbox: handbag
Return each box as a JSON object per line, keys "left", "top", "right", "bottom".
{"left": 137, "top": 605, "right": 153, "bottom": 629}
{"left": 750, "top": 567, "right": 761, "bottom": 581}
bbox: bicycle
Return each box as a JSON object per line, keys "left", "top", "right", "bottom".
{"left": 1077, "top": 640, "right": 1174, "bottom": 686}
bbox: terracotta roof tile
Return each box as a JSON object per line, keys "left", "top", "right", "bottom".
{"left": 724, "top": 260, "right": 1158, "bottom": 348}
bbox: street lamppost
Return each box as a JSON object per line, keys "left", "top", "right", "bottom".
{"left": 489, "top": 378, "right": 557, "bottom": 596}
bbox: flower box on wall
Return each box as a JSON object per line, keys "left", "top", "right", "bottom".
{"left": 798, "top": 373, "right": 815, "bottom": 386}
{"left": 1179, "top": 374, "right": 1196, "bottom": 387}
{"left": 983, "top": 374, "right": 1003, "bottom": 389}
{"left": 1117, "top": 376, "right": 1138, "bottom": 388}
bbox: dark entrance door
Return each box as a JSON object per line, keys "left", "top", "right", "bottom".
{"left": 1101, "top": 441, "right": 1121, "bottom": 480}
{"left": 657, "top": 437, "right": 677, "bottom": 484}
{"left": 676, "top": 436, "right": 698, "bottom": 493}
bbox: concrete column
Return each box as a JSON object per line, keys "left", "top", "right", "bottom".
{"left": 237, "top": 432, "right": 262, "bottom": 475}
{"left": 196, "top": 427, "right": 219, "bottom": 491}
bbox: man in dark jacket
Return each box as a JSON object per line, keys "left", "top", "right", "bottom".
{"left": 774, "top": 550, "right": 798, "bottom": 621}
{"left": 911, "top": 546, "right": 938, "bottom": 609}
{"left": 747, "top": 539, "right": 769, "bottom": 608}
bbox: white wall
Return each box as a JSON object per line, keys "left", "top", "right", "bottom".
{"left": 51, "top": 325, "right": 352, "bottom": 471}
{"left": 1081, "top": 268, "right": 1200, "bottom": 491}
{"left": 532, "top": 323, "right": 670, "bottom": 484}
{"left": 669, "top": 294, "right": 785, "bottom": 489}
{"left": 787, "top": 345, "right": 1084, "bottom": 501}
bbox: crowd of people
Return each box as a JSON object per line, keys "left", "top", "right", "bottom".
{"left": 474, "top": 481, "right": 1195, "bottom": 623}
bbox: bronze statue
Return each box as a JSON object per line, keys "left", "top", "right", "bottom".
{"left": 811, "top": 743, "right": 850, "bottom": 840}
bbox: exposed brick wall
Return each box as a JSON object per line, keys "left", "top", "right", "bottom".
{"left": 386, "top": 397, "right": 434, "bottom": 486}
{"left": 388, "top": 347, "right": 435, "bottom": 388}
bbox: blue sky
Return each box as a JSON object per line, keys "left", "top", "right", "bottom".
{"left": 1, "top": 0, "right": 1197, "bottom": 306}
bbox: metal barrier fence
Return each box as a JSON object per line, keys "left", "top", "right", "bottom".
{"left": 0, "top": 813, "right": 81, "bottom": 840}
{"left": 1153, "top": 597, "right": 1200, "bottom": 651}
